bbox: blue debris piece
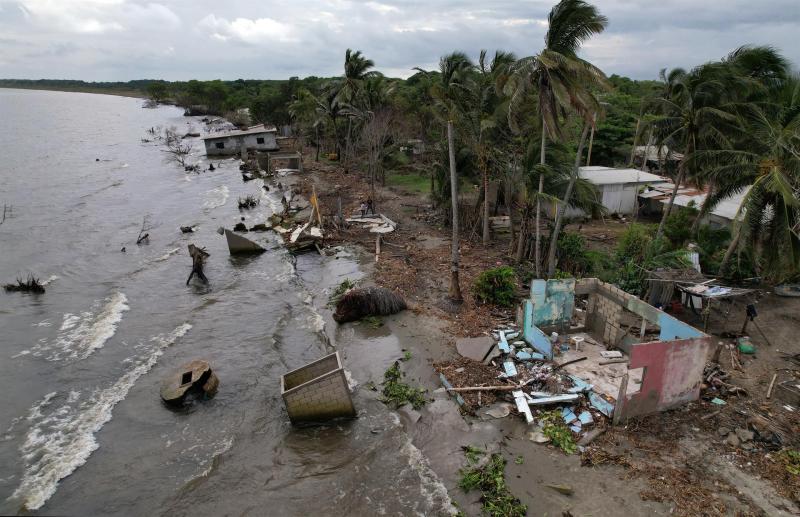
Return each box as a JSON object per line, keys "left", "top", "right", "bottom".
{"left": 503, "top": 360, "right": 518, "bottom": 378}
{"left": 498, "top": 331, "right": 511, "bottom": 353}
{"left": 505, "top": 331, "right": 520, "bottom": 340}
{"left": 439, "top": 373, "right": 465, "bottom": 406}
{"left": 710, "top": 397, "right": 727, "bottom": 405}
{"left": 567, "top": 375, "right": 594, "bottom": 393}
{"left": 570, "top": 423, "right": 582, "bottom": 433}
{"left": 578, "top": 411, "right": 593, "bottom": 425}
{"left": 561, "top": 407, "right": 577, "bottom": 424}
{"left": 588, "top": 392, "right": 614, "bottom": 417}
{"left": 515, "top": 351, "right": 545, "bottom": 361}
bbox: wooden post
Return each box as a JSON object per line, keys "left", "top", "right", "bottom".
{"left": 375, "top": 234, "right": 381, "bottom": 262}
{"left": 612, "top": 373, "right": 629, "bottom": 426}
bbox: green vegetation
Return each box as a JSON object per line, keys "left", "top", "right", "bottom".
{"left": 328, "top": 278, "right": 356, "bottom": 306}
{"left": 386, "top": 172, "right": 431, "bottom": 194}
{"left": 457, "top": 449, "right": 527, "bottom": 517}
{"left": 380, "top": 361, "right": 427, "bottom": 410}
{"left": 538, "top": 410, "right": 577, "bottom": 454}
{"left": 362, "top": 315, "right": 384, "bottom": 328}
{"left": 402, "top": 350, "right": 412, "bottom": 361}
{"left": 781, "top": 449, "right": 800, "bottom": 476}
{"left": 473, "top": 266, "right": 517, "bottom": 307}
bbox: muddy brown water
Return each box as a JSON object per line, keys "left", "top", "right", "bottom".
{"left": 0, "top": 89, "right": 452, "bottom": 516}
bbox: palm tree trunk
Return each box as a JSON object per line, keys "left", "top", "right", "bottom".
{"left": 719, "top": 224, "right": 741, "bottom": 275}
{"left": 516, "top": 210, "right": 528, "bottom": 263}
{"left": 314, "top": 125, "right": 320, "bottom": 162}
{"left": 690, "top": 181, "right": 714, "bottom": 236}
{"left": 546, "top": 121, "right": 591, "bottom": 277}
{"left": 447, "top": 121, "right": 463, "bottom": 302}
{"left": 586, "top": 113, "right": 596, "bottom": 166}
{"left": 535, "top": 117, "right": 546, "bottom": 277}
{"left": 655, "top": 164, "right": 687, "bottom": 242}
{"left": 629, "top": 116, "right": 642, "bottom": 167}
{"left": 482, "top": 163, "right": 490, "bottom": 245}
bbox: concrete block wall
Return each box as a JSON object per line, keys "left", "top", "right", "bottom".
{"left": 281, "top": 352, "right": 356, "bottom": 424}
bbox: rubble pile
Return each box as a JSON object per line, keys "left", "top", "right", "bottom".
{"left": 438, "top": 325, "right": 615, "bottom": 448}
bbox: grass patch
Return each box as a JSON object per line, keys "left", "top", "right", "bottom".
{"left": 539, "top": 410, "right": 577, "bottom": 454}
{"left": 380, "top": 361, "right": 427, "bottom": 410}
{"left": 457, "top": 448, "right": 527, "bottom": 517}
{"left": 386, "top": 172, "right": 431, "bottom": 194}
{"left": 328, "top": 278, "right": 355, "bottom": 306}
{"left": 362, "top": 315, "right": 383, "bottom": 328}
{"left": 781, "top": 449, "right": 800, "bottom": 475}
{"left": 402, "top": 350, "right": 412, "bottom": 361}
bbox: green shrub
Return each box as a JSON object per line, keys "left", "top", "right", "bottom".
{"left": 556, "top": 231, "right": 589, "bottom": 276}
{"left": 538, "top": 410, "right": 577, "bottom": 454}
{"left": 663, "top": 209, "right": 695, "bottom": 249}
{"left": 695, "top": 225, "right": 731, "bottom": 274}
{"left": 616, "top": 223, "right": 653, "bottom": 263}
{"left": 328, "top": 278, "right": 355, "bottom": 306}
{"left": 473, "top": 266, "right": 517, "bottom": 307}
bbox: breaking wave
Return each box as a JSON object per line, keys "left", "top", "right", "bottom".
{"left": 19, "top": 292, "right": 129, "bottom": 361}
{"left": 9, "top": 323, "right": 192, "bottom": 511}
{"left": 40, "top": 275, "right": 59, "bottom": 286}
{"left": 202, "top": 185, "right": 229, "bottom": 210}
{"left": 152, "top": 247, "right": 180, "bottom": 263}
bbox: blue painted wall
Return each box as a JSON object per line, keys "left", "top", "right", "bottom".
{"left": 522, "top": 299, "right": 554, "bottom": 359}
{"left": 528, "top": 279, "right": 576, "bottom": 327}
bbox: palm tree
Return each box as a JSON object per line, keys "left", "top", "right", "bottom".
{"left": 689, "top": 46, "right": 790, "bottom": 235}
{"left": 337, "top": 49, "right": 379, "bottom": 166}
{"left": 650, "top": 66, "right": 737, "bottom": 243}
{"left": 703, "top": 77, "right": 800, "bottom": 281}
{"left": 507, "top": 0, "right": 608, "bottom": 276}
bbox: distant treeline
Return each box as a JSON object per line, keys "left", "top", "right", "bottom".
{"left": 0, "top": 75, "right": 660, "bottom": 167}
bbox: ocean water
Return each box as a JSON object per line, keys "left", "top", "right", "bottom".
{"left": 0, "top": 89, "right": 452, "bottom": 516}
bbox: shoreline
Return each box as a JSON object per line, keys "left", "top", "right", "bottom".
{"left": 0, "top": 85, "right": 146, "bottom": 99}
{"left": 297, "top": 149, "right": 800, "bottom": 516}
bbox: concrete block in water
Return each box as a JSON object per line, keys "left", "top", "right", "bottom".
{"left": 281, "top": 352, "right": 356, "bottom": 424}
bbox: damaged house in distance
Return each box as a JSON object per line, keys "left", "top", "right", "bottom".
{"left": 202, "top": 124, "right": 279, "bottom": 156}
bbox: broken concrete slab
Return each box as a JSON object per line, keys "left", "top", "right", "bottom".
{"left": 526, "top": 394, "right": 580, "bottom": 406}
{"left": 512, "top": 390, "right": 534, "bottom": 424}
{"left": 456, "top": 336, "right": 495, "bottom": 362}
{"left": 480, "top": 402, "right": 513, "bottom": 420}
{"left": 160, "top": 360, "right": 219, "bottom": 406}
{"left": 222, "top": 228, "right": 265, "bottom": 254}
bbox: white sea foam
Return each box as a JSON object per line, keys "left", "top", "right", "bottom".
{"left": 399, "top": 439, "right": 456, "bottom": 516}
{"left": 152, "top": 247, "right": 180, "bottom": 262}
{"left": 203, "top": 185, "right": 229, "bottom": 209}
{"left": 40, "top": 275, "right": 59, "bottom": 286}
{"left": 9, "top": 323, "right": 192, "bottom": 511}
{"left": 20, "top": 293, "right": 129, "bottom": 361}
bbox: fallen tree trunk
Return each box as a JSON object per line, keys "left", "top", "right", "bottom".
{"left": 186, "top": 244, "right": 209, "bottom": 285}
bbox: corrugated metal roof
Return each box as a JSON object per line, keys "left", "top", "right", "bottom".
{"left": 202, "top": 124, "right": 277, "bottom": 140}
{"left": 579, "top": 166, "right": 667, "bottom": 186}
{"left": 661, "top": 186, "right": 750, "bottom": 221}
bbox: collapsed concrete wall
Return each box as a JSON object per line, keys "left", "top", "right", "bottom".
{"left": 281, "top": 352, "right": 356, "bottom": 424}
{"left": 522, "top": 278, "right": 712, "bottom": 421}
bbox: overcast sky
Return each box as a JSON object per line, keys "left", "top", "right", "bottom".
{"left": 0, "top": 0, "right": 798, "bottom": 82}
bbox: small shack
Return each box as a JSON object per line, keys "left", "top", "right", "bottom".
{"left": 579, "top": 166, "right": 667, "bottom": 215}
{"left": 202, "top": 124, "right": 279, "bottom": 156}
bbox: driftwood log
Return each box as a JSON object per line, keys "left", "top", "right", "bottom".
{"left": 186, "top": 244, "right": 209, "bottom": 285}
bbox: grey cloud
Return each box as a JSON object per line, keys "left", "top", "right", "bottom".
{"left": 0, "top": 0, "right": 796, "bottom": 81}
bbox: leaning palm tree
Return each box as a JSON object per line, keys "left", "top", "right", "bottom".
{"left": 703, "top": 77, "right": 800, "bottom": 281}
{"left": 650, "top": 66, "right": 737, "bottom": 243}
{"left": 506, "top": 0, "right": 608, "bottom": 275}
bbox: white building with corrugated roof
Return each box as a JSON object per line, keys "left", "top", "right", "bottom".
{"left": 579, "top": 166, "right": 668, "bottom": 215}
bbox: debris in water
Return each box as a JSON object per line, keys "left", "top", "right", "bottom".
{"left": 4, "top": 275, "right": 45, "bottom": 294}
{"left": 160, "top": 360, "right": 219, "bottom": 406}
{"left": 186, "top": 244, "right": 209, "bottom": 285}
{"left": 333, "top": 286, "right": 407, "bottom": 323}
{"left": 218, "top": 228, "right": 265, "bottom": 254}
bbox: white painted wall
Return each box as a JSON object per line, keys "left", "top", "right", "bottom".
{"left": 204, "top": 132, "right": 278, "bottom": 156}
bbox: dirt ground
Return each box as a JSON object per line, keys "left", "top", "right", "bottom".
{"left": 296, "top": 154, "right": 800, "bottom": 516}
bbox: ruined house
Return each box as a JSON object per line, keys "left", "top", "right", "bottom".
{"left": 202, "top": 124, "right": 279, "bottom": 156}
{"left": 520, "top": 278, "right": 712, "bottom": 421}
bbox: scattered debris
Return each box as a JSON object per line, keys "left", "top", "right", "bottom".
{"left": 180, "top": 225, "right": 195, "bottom": 233}
{"left": 160, "top": 360, "right": 219, "bottom": 406}
{"left": 458, "top": 449, "right": 527, "bottom": 517}
{"left": 219, "top": 228, "right": 265, "bottom": 254}
{"left": 545, "top": 483, "right": 574, "bottom": 496}
{"left": 237, "top": 195, "right": 259, "bottom": 209}
{"left": 381, "top": 361, "right": 427, "bottom": 410}
{"left": 281, "top": 352, "right": 356, "bottom": 424}
{"left": 136, "top": 215, "right": 152, "bottom": 245}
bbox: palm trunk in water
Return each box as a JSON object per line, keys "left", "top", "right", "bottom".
{"left": 447, "top": 120, "right": 463, "bottom": 302}
{"left": 546, "top": 121, "right": 590, "bottom": 277}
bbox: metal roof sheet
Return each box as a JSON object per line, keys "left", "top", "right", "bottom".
{"left": 202, "top": 124, "right": 277, "bottom": 140}
{"left": 579, "top": 166, "right": 667, "bottom": 186}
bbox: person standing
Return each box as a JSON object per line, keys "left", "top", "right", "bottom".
{"left": 359, "top": 201, "right": 367, "bottom": 218}
{"left": 366, "top": 198, "right": 375, "bottom": 215}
